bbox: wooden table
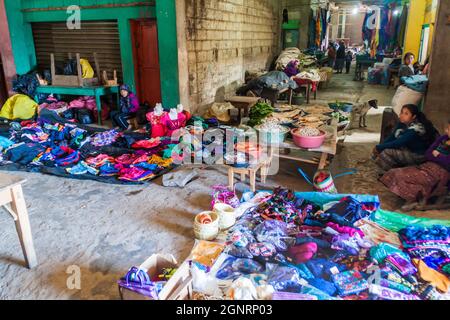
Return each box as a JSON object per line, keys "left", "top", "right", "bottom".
{"left": 35, "top": 85, "right": 120, "bottom": 125}
{"left": 0, "top": 173, "right": 37, "bottom": 269}
{"left": 265, "top": 120, "right": 338, "bottom": 171}
{"left": 227, "top": 154, "right": 272, "bottom": 192}
{"left": 224, "top": 96, "right": 260, "bottom": 123}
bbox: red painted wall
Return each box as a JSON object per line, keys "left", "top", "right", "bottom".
{"left": 0, "top": 0, "right": 16, "bottom": 95}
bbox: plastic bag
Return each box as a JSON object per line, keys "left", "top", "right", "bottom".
{"left": 216, "top": 257, "right": 263, "bottom": 280}
{"left": 227, "top": 277, "right": 258, "bottom": 300}
{"left": 253, "top": 220, "right": 289, "bottom": 251}
{"left": 370, "top": 209, "right": 450, "bottom": 232}
{"left": 225, "top": 245, "right": 254, "bottom": 259}
{"left": 212, "top": 185, "right": 240, "bottom": 208}
{"left": 369, "top": 243, "right": 407, "bottom": 263}
{"left": 191, "top": 240, "right": 225, "bottom": 269}
{"left": 228, "top": 228, "right": 256, "bottom": 248}
{"left": 266, "top": 263, "right": 302, "bottom": 292}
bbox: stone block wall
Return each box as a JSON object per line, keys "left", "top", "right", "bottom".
{"left": 185, "top": 0, "right": 281, "bottom": 113}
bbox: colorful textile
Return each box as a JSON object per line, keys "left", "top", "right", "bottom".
{"left": 413, "top": 259, "right": 450, "bottom": 293}
{"left": 147, "top": 111, "right": 168, "bottom": 138}
{"left": 118, "top": 167, "right": 155, "bottom": 182}
{"left": 132, "top": 138, "right": 161, "bottom": 150}
{"left": 331, "top": 270, "right": 369, "bottom": 296}
{"left": 91, "top": 129, "right": 122, "bottom": 147}
{"left": 376, "top": 148, "right": 426, "bottom": 173}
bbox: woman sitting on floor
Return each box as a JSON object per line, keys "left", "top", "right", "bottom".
{"left": 380, "top": 120, "right": 450, "bottom": 211}
{"left": 373, "top": 104, "right": 438, "bottom": 174}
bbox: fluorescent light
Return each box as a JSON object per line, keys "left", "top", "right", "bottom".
{"left": 352, "top": 7, "right": 358, "bottom": 15}
{"left": 393, "top": 10, "right": 400, "bottom": 16}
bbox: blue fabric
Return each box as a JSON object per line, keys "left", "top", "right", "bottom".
{"left": 401, "top": 75, "right": 429, "bottom": 93}
{"left": 0, "top": 136, "right": 14, "bottom": 149}
{"left": 308, "top": 278, "right": 337, "bottom": 296}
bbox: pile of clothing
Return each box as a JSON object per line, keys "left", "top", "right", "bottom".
{"left": 0, "top": 110, "right": 176, "bottom": 184}
{"left": 188, "top": 187, "right": 450, "bottom": 300}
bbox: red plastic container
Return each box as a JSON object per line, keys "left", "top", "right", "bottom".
{"left": 291, "top": 128, "right": 326, "bottom": 149}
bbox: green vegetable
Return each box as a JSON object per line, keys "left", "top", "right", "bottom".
{"left": 248, "top": 102, "right": 274, "bottom": 127}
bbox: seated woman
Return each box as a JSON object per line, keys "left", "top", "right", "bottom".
{"left": 110, "top": 84, "right": 139, "bottom": 131}
{"left": 398, "top": 52, "right": 417, "bottom": 83}
{"left": 380, "top": 120, "right": 450, "bottom": 211}
{"left": 373, "top": 104, "right": 438, "bottom": 174}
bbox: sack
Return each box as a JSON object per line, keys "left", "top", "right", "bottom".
{"left": 391, "top": 85, "right": 423, "bottom": 116}
{"left": 64, "top": 59, "right": 78, "bottom": 75}
{"left": 0, "top": 94, "right": 38, "bottom": 120}
{"left": 77, "top": 109, "right": 93, "bottom": 125}
{"left": 298, "top": 168, "right": 357, "bottom": 194}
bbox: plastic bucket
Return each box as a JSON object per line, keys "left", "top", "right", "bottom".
{"left": 194, "top": 211, "right": 219, "bottom": 241}
{"left": 291, "top": 128, "right": 326, "bottom": 149}
{"left": 256, "top": 127, "right": 289, "bottom": 144}
{"left": 213, "top": 203, "right": 236, "bottom": 230}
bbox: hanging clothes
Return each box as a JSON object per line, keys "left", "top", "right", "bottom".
{"left": 315, "top": 9, "right": 322, "bottom": 48}
{"left": 398, "top": 6, "right": 408, "bottom": 49}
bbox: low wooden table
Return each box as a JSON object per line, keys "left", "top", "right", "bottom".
{"left": 264, "top": 120, "right": 338, "bottom": 171}
{"left": 224, "top": 96, "right": 260, "bottom": 123}
{"left": 35, "top": 85, "right": 120, "bottom": 126}
{"left": 227, "top": 155, "right": 272, "bottom": 192}
{"left": 0, "top": 173, "right": 37, "bottom": 269}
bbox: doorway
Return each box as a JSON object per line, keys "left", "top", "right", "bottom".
{"left": 0, "top": 56, "right": 8, "bottom": 105}
{"left": 131, "top": 19, "right": 162, "bottom": 107}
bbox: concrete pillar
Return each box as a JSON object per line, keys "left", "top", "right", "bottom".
{"left": 176, "top": 0, "right": 190, "bottom": 111}
{"left": 424, "top": 0, "right": 450, "bottom": 134}
{"left": 0, "top": 0, "right": 16, "bottom": 95}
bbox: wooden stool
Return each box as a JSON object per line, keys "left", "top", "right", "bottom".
{"left": 228, "top": 157, "right": 271, "bottom": 192}
{"left": 0, "top": 173, "right": 37, "bottom": 269}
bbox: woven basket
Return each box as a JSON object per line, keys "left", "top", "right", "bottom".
{"left": 194, "top": 212, "right": 219, "bottom": 241}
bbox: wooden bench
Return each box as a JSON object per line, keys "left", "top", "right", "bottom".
{"left": 227, "top": 155, "right": 272, "bottom": 192}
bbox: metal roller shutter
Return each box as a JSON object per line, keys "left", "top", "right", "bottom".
{"left": 32, "top": 20, "right": 123, "bottom": 82}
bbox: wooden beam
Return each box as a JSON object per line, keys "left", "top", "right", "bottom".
{"left": 21, "top": 2, "right": 155, "bottom": 13}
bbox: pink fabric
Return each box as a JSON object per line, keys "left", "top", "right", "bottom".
{"left": 69, "top": 96, "right": 96, "bottom": 110}
{"left": 146, "top": 111, "right": 168, "bottom": 138}
{"left": 326, "top": 222, "right": 365, "bottom": 238}
{"left": 162, "top": 113, "right": 185, "bottom": 137}
{"left": 288, "top": 242, "right": 318, "bottom": 264}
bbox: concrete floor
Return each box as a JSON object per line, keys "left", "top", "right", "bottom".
{"left": 0, "top": 68, "right": 447, "bottom": 300}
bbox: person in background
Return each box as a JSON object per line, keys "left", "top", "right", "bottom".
{"left": 111, "top": 84, "right": 140, "bottom": 131}
{"left": 327, "top": 42, "right": 336, "bottom": 68}
{"left": 335, "top": 41, "right": 346, "bottom": 74}
{"left": 380, "top": 120, "right": 450, "bottom": 211}
{"left": 398, "top": 52, "right": 417, "bottom": 82}
{"left": 345, "top": 51, "right": 353, "bottom": 74}
{"left": 373, "top": 104, "right": 438, "bottom": 174}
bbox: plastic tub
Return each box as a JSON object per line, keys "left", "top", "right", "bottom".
{"left": 255, "top": 126, "right": 290, "bottom": 144}
{"left": 291, "top": 128, "right": 326, "bottom": 149}
{"left": 213, "top": 203, "right": 236, "bottom": 230}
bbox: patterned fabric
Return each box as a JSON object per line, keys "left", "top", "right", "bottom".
{"left": 376, "top": 148, "right": 426, "bottom": 173}
{"left": 91, "top": 129, "right": 122, "bottom": 147}
{"left": 380, "top": 161, "right": 449, "bottom": 202}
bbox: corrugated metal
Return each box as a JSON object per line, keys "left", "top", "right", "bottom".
{"left": 32, "top": 21, "right": 123, "bottom": 82}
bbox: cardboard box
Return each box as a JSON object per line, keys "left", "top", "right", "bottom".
{"left": 119, "top": 254, "right": 179, "bottom": 300}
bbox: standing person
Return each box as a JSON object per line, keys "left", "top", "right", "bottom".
{"left": 380, "top": 120, "right": 450, "bottom": 211}
{"left": 345, "top": 51, "right": 353, "bottom": 74}
{"left": 373, "top": 104, "right": 438, "bottom": 174}
{"left": 335, "top": 41, "right": 346, "bottom": 74}
{"left": 110, "top": 84, "right": 140, "bottom": 131}
{"left": 327, "top": 42, "right": 336, "bottom": 68}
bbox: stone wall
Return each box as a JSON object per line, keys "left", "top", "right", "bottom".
{"left": 185, "top": 0, "right": 281, "bottom": 113}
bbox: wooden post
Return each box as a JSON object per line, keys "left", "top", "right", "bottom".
{"left": 76, "top": 53, "right": 83, "bottom": 86}
{"left": 93, "top": 52, "right": 101, "bottom": 79}
{"left": 50, "top": 53, "right": 56, "bottom": 83}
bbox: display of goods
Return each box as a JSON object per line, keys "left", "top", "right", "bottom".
{"left": 248, "top": 102, "right": 274, "bottom": 127}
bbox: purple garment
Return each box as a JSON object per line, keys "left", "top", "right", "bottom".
{"left": 284, "top": 61, "right": 299, "bottom": 78}
{"left": 425, "top": 135, "right": 450, "bottom": 171}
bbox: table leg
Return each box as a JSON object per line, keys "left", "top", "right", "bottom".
{"left": 95, "top": 94, "right": 102, "bottom": 126}
{"left": 10, "top": 185, "right": 37, "bottom": 269}
{"left": 249, "top": 170, "right": 256, "bottom": 192}
{"left": 228, "top": 168, "right": 235, "bottom": 191}
{"left": 318, "top": 153, "right": 329, "bottom": 170}
{"left": 241, "top": 173, "right": 246, "bottom": 182}
{"left": 261, "top": 166, "right": 267, "bottom": 184}
{"left": 307, "top": 84, "right": 311, "bottom": 104}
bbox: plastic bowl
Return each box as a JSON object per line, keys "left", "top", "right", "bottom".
{"left": 255, "top": 126, "right": 290, "bottom": 145}
{"left": 291, "top": 128, "right": 326, "bottom": 149}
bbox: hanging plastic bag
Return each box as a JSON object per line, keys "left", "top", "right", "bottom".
{"left": 80, "top": 59, "right": 95, "bottom": 79}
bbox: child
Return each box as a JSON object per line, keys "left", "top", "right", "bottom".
{"left": 345, "top": 51, "right": 353, "bottom": 74}
{"left": 373, "top": 104, "right": 438, "bottom": 174}
{"left": 110, "top": 84, "right": 139, "bottom": 131}
{"left": 380, "top": 120, "right": 450, "bottom": 211}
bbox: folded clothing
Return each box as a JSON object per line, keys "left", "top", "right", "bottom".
{"left": 4, "top": 143, "right": 46, "bottom": 165}
{"left": 331, "top": 270, "right": 369, "bottom": 296}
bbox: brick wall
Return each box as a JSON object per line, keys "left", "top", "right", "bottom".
{"left": 185, "top": 0, "right": 281, "bottom": 113}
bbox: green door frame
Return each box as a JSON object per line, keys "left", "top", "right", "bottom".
{"left": 4, "top": 0, "right": 180, "bottom": 108}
